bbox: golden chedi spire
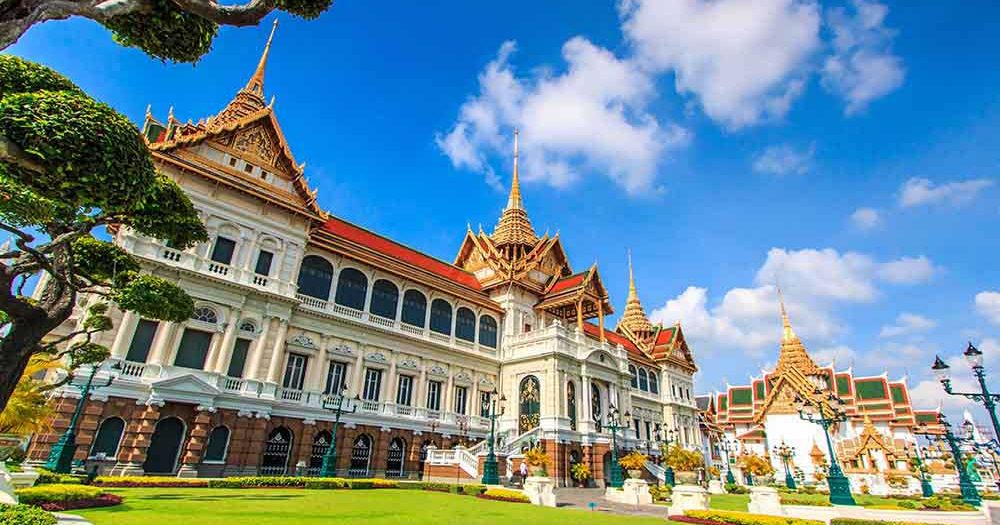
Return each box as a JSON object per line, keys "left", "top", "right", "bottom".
{"left": 773, "top": 284, "right": 822, "bottom": 377}
{"left": 212, "top": 19, "right": 279, "bottom": 128}
{"left": 617, "top": 250, "right": 654, "bottom": 339}
{"left": 491, "top": 129, "right": 539, "bottom": 255}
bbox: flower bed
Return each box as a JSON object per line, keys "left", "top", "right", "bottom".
{"left": 678, "top": 509, "right": 824, "bottom": 525}
{"left": 93, "top": 476, "right": 210, "bottom": 488}
{"left": 478, "top": 488, "right": 529, "bottom": 503}
{"left": 15, "top": 484, "right": 123, "bottom": 511}
{"left": 0, "top": 504, "right": 57, "bottom": 525}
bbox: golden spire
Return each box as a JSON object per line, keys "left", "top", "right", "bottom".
{"left": 777, "top": 281, "right": 797, "bottom": 343}
{"left": 491, "top": 129, "right": 539, "bottom": 252}
{"left": 773, "top": 283, "right": 822, "bottom": 377}
{"left": 617, "top": 250, "right": 654, "bottom": 339}
{"left": 246, "top": 18, "right": 278, "bottom": 96}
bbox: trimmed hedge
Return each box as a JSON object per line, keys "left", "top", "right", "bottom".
{"left": 479, "top": 488, "right": 529, "bottom": 503}
{"left": 33, "top": 468, "right": 85, "bottom": 485}
{"left": 93, "top": 476, "right": 209, "bottom": 488}
{"left": 208, "top": 476, "right": 306, "bottom": 488}
{"left": 683, "top": 510, "right": 824, "bottom": 525}
{"left": 0, "top": 504, "right": 56, "bottom": 525}
{"left": 15, "top": 484, "right": 123, "bottom": 511}
{"left": 780, "top": 494, "right": 831, "bottom": 507}
{"left": 462, "top": 484, "right": 487, "bottom": 496}
{"left": 831, "top": 519, "right": 960, "bottom": 525}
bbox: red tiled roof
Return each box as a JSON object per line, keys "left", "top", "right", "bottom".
{"left": 321, "top": 216, "right": 483, "bottom": 291}
{"left": 549, "top": 272, "right": 586, "bottom": 294}
{"left": 580, "top": 322, "right": 659, "bottom": 364}
{"left": 654, "top": 326, "right": 676, "bottom": 345}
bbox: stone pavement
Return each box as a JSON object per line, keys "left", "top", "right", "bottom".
{"left": 54, "top": 512, "right": 92, "bottom": 525}
{"left": 554, "top": 488, "right": 672, "bottom": 519}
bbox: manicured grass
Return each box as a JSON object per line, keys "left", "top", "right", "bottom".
{"left": 73, "top": 488, "right": 669, "bottom": 525}
{"left": 709, "top": 494, "right": 748, "bottom": 511}
{"left": 711, "top": 492, "right": 941, "bottom": 509}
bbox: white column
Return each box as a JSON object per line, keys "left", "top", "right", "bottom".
{"left": 110, "top": 310, "right": 139, "bottom": 359}
{"left": 385, "top": 352, "right": 398, "bottom": 404}
{"left": 444, "top": 368, "right": 455, "bottom": 414}
{"left": 240, "top": 236, "right": 258, "bottom": 271}
{"left": 265, "top": 319, "right": 290, "bottom": 384}
{"left": 246, "top": 316, "right": 273, "bottom": 380}
{"left": 304, "top": 336, "right": 328, "bottom": 392}
{"left": 580, "top": 374, "right": 592, "bottom": 424}
{"left": 147, "top": 322, "right": 179, "bottom": 366}
{"left": 416, "top": 366, "right": 428, "bottom": 409}
{"left": 351, "top": 347, "right": 365, "bottom": 396}
{"left": 211, "top": 309, "right": 241, "bottom": 374}
{"left": 470, "top": 374, "right": 480, "bottom": 418}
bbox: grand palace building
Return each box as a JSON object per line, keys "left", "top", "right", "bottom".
{"left": 26, "top": 26, "right": 700, "bottom": 487}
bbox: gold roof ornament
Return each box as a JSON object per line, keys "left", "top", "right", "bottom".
{"left": 491, "top": 129, "right": 540, "bottom": 251}
{"left": 212, "top": 18, "right": 279, "bottom": 129}
{"left": 617, "top": 250, "right": 654, "bottom": 339}
{"left": 773, "top": 284, "right": 822, "bottom": 377}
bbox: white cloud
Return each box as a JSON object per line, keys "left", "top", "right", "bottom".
{"left": 877, "top": 256, "right": 937, "bottom": 284}
{"left": 909, "top": 339, "right": 1000, "bottom": 412}
{"left": 849, "top": 207, "right": 882, "bottom": 230}
{"left": 620, "top": 0, "right": 821, "bottom": 129}
{"left": 812, "top": 345, "right": 857, "bottom": 367}
{"left": 436, "top": 39, "right": 690, "bottom": 195}
{"left": 898, "top": 177, "right": 995, "bottom": 208}
{"left": 878, "top": 312, "right": 936, "bottom": 338}
{"left": 650, "top": 247, "right": 937, "bottom": 358}
{"left": 976, "top": 291, "right": 1000, "bottom": 325}
{"left": 821, "top": 0, "right": 905, "bottom": 114}
{"left": 752, "top": 144, "right": 815, "bottom": 176}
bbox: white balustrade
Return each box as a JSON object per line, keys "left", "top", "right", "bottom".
{"left": 279, "top": 388, "right": 304, "bottom": 403}
{"left": 332, "top": 303, "right": 363, "bottom": 320}
{"left": 369, "top": 315, "right": 394, "bottom": 329}
{"left": 220, "top": 376, "right": 245, "bottom": 393}
{"left": 118, "top": 361, "right": 146, "bottom": 378}
{"left": 359, "top": 399, "right": 380, "bottom": 413}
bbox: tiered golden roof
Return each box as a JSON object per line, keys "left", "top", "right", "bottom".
{"left": 617, "top": 251, "right": 654, "bottom": 339}
{"left": 491, "top": 130, "right": 539, "bottom": 251}
{"left": 774, "top": 289, "right": 822, "bottom": 377}
{"left": 210, "top": 19, "right": 278, "bottom": 130}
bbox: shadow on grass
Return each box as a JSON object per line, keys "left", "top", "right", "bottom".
{"left": 136, "top": 493, "right": 304, "bottom": 502}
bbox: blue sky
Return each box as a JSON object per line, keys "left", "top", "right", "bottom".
{"left": 10, "top": 0, "right": 999, "bottom": 418}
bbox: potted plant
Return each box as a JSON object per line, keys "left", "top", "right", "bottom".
{"left": 737, "top": 453, "right": 775, "bottom": 486}
{"left": 619, "top": 451, "right": 648, "bottom": 479}
{"left": 523, "top": 447, "right": 550, "bottom": 477}
{"left": 570, "top": 462, "right": 591, "bottom": 488}
{"left": 663, "top": 444, "right": 705, "bottom": 484}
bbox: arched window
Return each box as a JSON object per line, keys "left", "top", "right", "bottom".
{"left": 591, "top": 383, "right": 602, "bottom": 433}
{"left": 418, "top": 440, "right": 436, "bottom": 479}
{"left": 238, "top": 320, "right": 256, "bottom": 334}
{"left": 429, "top": 299, "right": 452, "bottom": 335}
{"left": 518, "top": 375, "right": 540, "bottom": 433}
{"left": 309, "top": 431, "right": 332, "bottom": 476}
{"left": 89, "top": 417, "right": 125, "bottom": 459}
{"left": 261, "top": 427, "right": 293, "bottom": 476}
{"left": 401, "top": 290, "right": 427, "bottom": 327}
{"left": 649, "top": 370, "right": 659, "bottom": 394}
{"left": 143, "top": 417, "right": 185, "bottom": 474}
{"left": 349, "top": 434, "right": 372, "bottom": 477}
{"left": 566, "top": 382, "right": 577, "bottom": 431}
{"left": 369, "top": 279, "right": 399, "bottom": 319}
{"left": 335, "top": 268, "right": 368, "bottom": 310}
{"left": 386, "top": 437, "right": 406, "bottom": 478}
{"left": 629, "top": 364, "right": 638, "bottom": 389}
{"left": 191, "top": 306, "right": 218, "bottom": 324}
{"left": 638, "top": 368, "right": 649, "bottom": 391}
{"left": 478, "top": 315, "right": 498, "bottom": 348}
{"left": 297, "top": 256, "right": 334, "bottom": 300}
{"left": 203, "top": 426, "right": 230, "bottom": 462}
{"left": 455, "top": 307, "right": 475, "bottom": 342}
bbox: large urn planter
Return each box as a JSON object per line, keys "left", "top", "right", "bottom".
{"left": 628, "top": 469, "right": 644, "bottom": 480}
{"left": 675, "top": 471, "right": 698, "bottom": 485}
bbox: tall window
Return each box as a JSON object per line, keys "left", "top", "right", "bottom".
{"left": 386, "top": 437, "right": 405, "bottom": 478}
{"left": 203, "top": 426, "right": 230, "bottom": 462}
{"left": 334, "top": 268, "right": 368, "bottom": 310}
{"left": 254, "top": 250, "right": 274, "bottom": 276}
{"left": 638, "top": 368, "right": 649, "bottom": 391}
{"left": 429, "top": 299, "right": 452, "bottom": 335}
{"left": 125, "top": 319, "right": 159, "bottom": 363}
{"left": 453, "top": 386, "right": 468, "bottom": 414}
{"left": 89, "top": 417, "right": 125, "bottom": 459}
{"left": 649, "top": 372, "right": 659, "bottom": 394}
{"left": 324, "top": 362, "right": 346, "bottom": 395}
{"left": 633, "top": 418, "right": 640, "bottom": 438}
{"left": 174, "top": 328, "right": 213, "bottom": 369}
{"left": 645, "top": 421, "right": 652, "bottom": 440}
{"left": 227, "top": 338, "right": 251, "bottom": 378}
{"left": 282, "top": 354, "right": 308, "bottom": 390}
{"left": 297, "top": 255, "right": 334, "bottom": 300}
{"left": 401, "top": 290, "right": 427, "bottom": 327}
{"left": 629, "top": 365, "right": 638, "bottom": 389}
{"left": 362, "top": 368, "right": 382, "bottom": 401}
{"left": 591, "top": 383, "right": 602, "bottom": 432}
{"left": 455, "top": 307, "right": 476, "bottom": 342}
{"left": 518, "top": 376, "right": 540, "bottom": 433}
{"left": 369, "top": 279, "right": 399, "bottom": 319}
{"left": 567, "top": 381, "right": 577, "bottom": 431}
{"left": 396, "top": 375, "right": 413, "bottom": 406}
{"left": 478, "top": 315, "right": 498, "bottom": 348}
{"left": 426, "top": 380, "right": 442, "bottom": 410}
{"left": 479, "top": 391, "right": 491, "bottom": 418}
{"left": 210, "top": 236, "right": 237, "bottom": 265}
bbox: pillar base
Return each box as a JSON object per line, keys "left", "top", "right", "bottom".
{"left": 177, "top": 464, "right": 200, "bottom": 478}
{"left": 109, "top": 461, "right": 145, "bottom": 477}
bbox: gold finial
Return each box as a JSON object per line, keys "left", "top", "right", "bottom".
{"left": 628, "top": 249, "right": 637, "bottom": 298}
{"left": 507, "top": 129, "right": 522, "bottom": 211}
{"left": 145, "top": 104, "right": 152, "bottom": 119}
{"left": 246, "top": 18, "right": 279, "bottom": 96}
{"left": 777, "top": 281, "right": 796, "bottom": 342}
{"left": 617, "top": 249, "right": 653, "bottom": 338}
{"left": 167, "top": 105, "right": 175, "bottom": 121}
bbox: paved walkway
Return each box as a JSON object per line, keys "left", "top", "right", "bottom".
{"left": 554, "top": 488, "right": 672, "bottom": 518}
{"left": 54, "top": 512, "right": 92, "bottom": 525}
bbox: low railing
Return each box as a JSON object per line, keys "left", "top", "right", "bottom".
{"left": 220, "top": 376, "right": 245, "bottom": 392}
{"left": 296, "top": 294, "right": 328, "bottom": 310}
{"left": 369, "top": 314, "right": 394, "bottom": 329}
{"left": 644, "top": 460, "right": 666, "bottom": 481}
{"left": 456, "top": 447, "right": 479, "bottom": 477}
{"left": 279, "top": 388, "right": 304, "bottom": 402}
{"left": 498, "top": 426, "right": 541, "bottom": 455}
{"left": 359, "top": 399, "right": 380, "bottom": 413}
{"left": 332, "top": 303, "right": 363, "bottom": 320}
{"left": 118, "top": 361, "right": 146, "bottom": 378}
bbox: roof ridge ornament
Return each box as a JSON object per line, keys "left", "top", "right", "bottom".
{"left": 491, "top": 128, "right": 539, "bottom": 252}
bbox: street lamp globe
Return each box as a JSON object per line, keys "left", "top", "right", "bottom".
{"left": 931, "top": 355, "right": 951, "bottom": 382}
{"left": 964, "top": 342, "right": 984, "bottom": 369}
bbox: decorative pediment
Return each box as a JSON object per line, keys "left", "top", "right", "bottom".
{"left": 478, "top": 377, "right": 495, "bottom": 389}
{"left": 428, "top": 364, "right": 448, "bottom": 377}
{"left": 150, "top": 373, "right": 220, "bottom": 405}
{"left": 398, "top": 357, "right": 419, "bottom": 370}
{"left": 331, "top": 344, "right": 355, "bottom": 357}
{"left": 454, "top": 371, "right": 472, "bottom": 384}
{"left": 365, "top": 351, "right": 388, "bottom": 364}
{"left": 289, "top": 334, "right": 317, "bottom": 349}
{"left": 232, "top": 125, "right": 278, "bottom": 165}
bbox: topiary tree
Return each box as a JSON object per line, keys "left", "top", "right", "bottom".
{"left": 0, "top": 54, "right": 207, "bottom": 413}
{"left": 0, "top": 0, "right": 334, "bottom": 62}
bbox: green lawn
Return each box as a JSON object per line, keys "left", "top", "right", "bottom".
{"left": 73, "top": 488, "right": 668, "bottom": 525}
{"left": 710, "top": 492, "right": 937, "bottom": 509}
{"left": 708, "top": 494, "right": 748, "bottom": 511}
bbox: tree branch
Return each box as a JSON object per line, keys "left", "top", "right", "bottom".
{"left": 165, "top": 0, "right": 273, "bottom": 26}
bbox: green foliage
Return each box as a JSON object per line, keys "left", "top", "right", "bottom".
{"left": 685, "top": 509, "right": 824, "bottom": 525}
{"left": 302, "top": 478, "right": 348, "bottom": 489}
{"left": 619, "top": 450, "right": 648, "bottom": 470}
{"left": 104, "top": 0, "right": 217, "bottom": 63}
{"left": 830, "top": 519, "right": 958, "bottom": 525}
{"left": 725, "top": 483, "right": 749, "bottom": 494}
{"left": 33, "top": 467, "right": 85, "bottom": 485}
{"left": 15, "top": 484, "right": 103, "bottom": 505}
{"left": 649, "top": 484, "right": 672, "bottom": 501}
{"left": 127, "top": 174, "right": 207, "bottom": 249}
{"left": 207, "top": 476, "right": 306, "bottom": 489}
{"left": 0, "top": 504, "right": 56, "bottom": 525}
{"left": 481, "top": 488, "right": 530, "bottom": 503}
{"left": 274, "top": 0, "right": 333, "bottom": 19}
{"left": 0, "top": 55, "right": 80, "bottom": 97}
{"left": 462, "top": 484, "right": 487, "bottom": 496}
{"left": 65, "top": 341, "right": 109, "bottom": 369}
{"left": 72, "top": 237, "right": 139, "bottom": 282}
{"left": 112, "top": 271, "right": 195, "bottom": 322}
{"left": 93, "top": 476, "right": 209, "bottom": 487}
{"left": 663, "top": 444, "right": 705, "bottom": 471}
{"left": 779, "top": 493, "right": 831, "bottom": 507}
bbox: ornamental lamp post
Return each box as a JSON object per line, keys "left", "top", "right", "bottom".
{"left": 773, "top": 441, "right": 797, "bottom": 490}
{"left": 606, "top": 405, "right": 630, "bottom": 488}
{"left": 903, "top": 443, "right": 934, "bottom": 497}
{"left": 958, "top": 419, "right": 1000, "bottom": 494}
{"left": 656, "top": 426, "right": 677, "bottom": 486}
{"left": 932, "top": 344, "right": 1000, "bottom": 445}
{"left": 722, "top": 438, "right": 737, "bottom": 485}
{"left": 481, "top": 389, "right": 506, "bottom": 485}
{"left": 916, "top": 418, "right": 980, "bottom": 506}
{"left": 794, "top": 390, "right": 856, "bottom": 506}
{"left": 319, "top": 388, "right": 357, "bottom": 477}
{"left": 45, "top": 364, "right": 115, "bottom": 474}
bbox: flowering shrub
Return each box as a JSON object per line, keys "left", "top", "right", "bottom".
{"left": 94, "top": 476, "right": 209, "bottom": 488}
{"left": 524, "top": 448, "right": 550, "bottom": 468}
{"left": 619, "top": 451, "right": 648, "bottom": 470}
{"left": 663, "top": 444, "right": 705, "bottom": 472}
{"left": 571, "top": 462, "right": 591, "bottom": 483}
{"left": 15, "top": 484, "right": 122, "bottom": 511}
{"left": 0, "top": 504, "right": 56, "bottom": 525}
{"left": 682, "top": 509, "right": 823, "bottom": 525}
{"left": 479, "top": 488, "right": 529, "bottom": 503}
